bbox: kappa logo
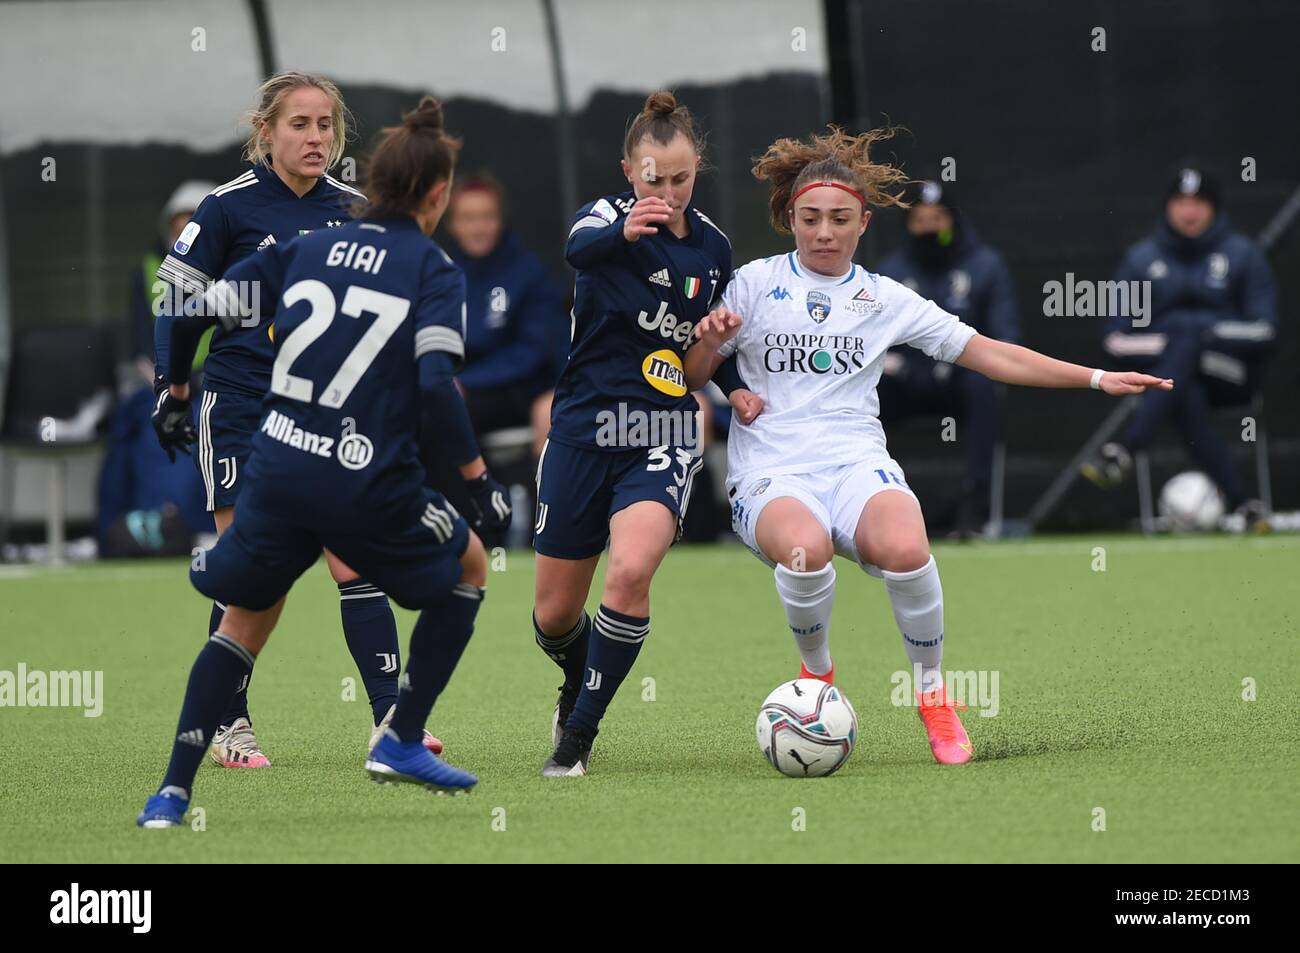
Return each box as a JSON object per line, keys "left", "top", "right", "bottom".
{"left": 767, "top": 286, "right": 792, "bottom": 301}
{"left": 648, "top": 268, "right": 671, "bottom": 287}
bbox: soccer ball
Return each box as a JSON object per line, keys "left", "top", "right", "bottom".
{"left": 1158, "top": 471, "right": 1224, "bottom": 531}
{"left": 756, "top": 679, "right": 857, "bottom": 778}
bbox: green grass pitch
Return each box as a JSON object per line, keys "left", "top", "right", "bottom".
{"left": 1, "top": 534, "right": 1297, "bottom": 863}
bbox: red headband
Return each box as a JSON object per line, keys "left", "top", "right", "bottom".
{"left": 789, "top": 180, "right": 866, "bottom": 208}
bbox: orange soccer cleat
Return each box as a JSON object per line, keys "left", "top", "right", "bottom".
{"left": 799, "top": 661, "right": 834, "bottom": 685}
{"left": 916, "top": 685, "right": 973, "bottom": 764}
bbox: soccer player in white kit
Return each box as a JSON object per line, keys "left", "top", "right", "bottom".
{"left": 684, "top": 128, "right": 1172, "bottom": 764}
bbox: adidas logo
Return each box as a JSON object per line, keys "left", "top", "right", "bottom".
{"left": 177, "top": 728, "right": 205, "bottom": 747}
{"left": 257, "top": 234, "right": 276, "bottom": 251}
{"left": 648, "top": 269, "right": 671, "bottom": 287}
{"left": 666, "top": 484, "right": 680, "bottom": 504}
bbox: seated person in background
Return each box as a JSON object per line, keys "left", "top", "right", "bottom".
{"left": 101, "top": 180, "right": 217, "bottom": 555}
{"left": 444, "top": 173, "right": 566, "bottom": 458}
{"left": 1081, "top": 163, "right": 1277, "bottom": 528}
{"left": 876, "top": 180, "right": 1020, "bottom": 536}
{"left": 129, "top": 180, "right": 217, "bottom": 381}
{"left": 421, "top": 174, "right": 566, "bottom": 542}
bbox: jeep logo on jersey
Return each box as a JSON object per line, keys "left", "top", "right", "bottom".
{"left": 762, "top": 331, "right": 867, "bottom": 375}
{"left": 637, "top": 301, "right": 694, "bottom": 346}
{"left": 641, "top": 349, "right": 687, "bottom": 396}
{"left": 806, "top": 289, "right": 831, "bottom": 324}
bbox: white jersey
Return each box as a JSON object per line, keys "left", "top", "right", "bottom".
{"left": 718, "top": 252, "right": 977, "bottom": 483}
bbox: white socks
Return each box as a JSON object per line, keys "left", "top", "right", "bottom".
{"left": 881, "top": 555, "right": 944, "bottom": 694}
{"left": 773, "top": 562, "right": 836, "bottom": 676}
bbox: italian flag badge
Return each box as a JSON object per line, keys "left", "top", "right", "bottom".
{"left": 683, "top": 276, "right": 701, "bottom": 299}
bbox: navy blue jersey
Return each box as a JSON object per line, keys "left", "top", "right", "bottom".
{"left": 549, "top": 191, "right": 732, "bottom": 449}
{"left": 156, "top": 164, "right": 364, "bottom": 397}
{"left": 207, "top": 217, "right": 466, "bottom": 520}
{"left": 448, "top": 230, "right": 567, "bottom": 392}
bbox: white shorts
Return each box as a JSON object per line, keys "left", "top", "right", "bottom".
{"left": 726, "top": 457, "right": 917, "bottom": 574}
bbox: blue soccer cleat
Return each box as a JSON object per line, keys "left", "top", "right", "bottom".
{"left": 136, "top": 789, "right": 189, "bottom": 828}
{"left": 365, "top": 732, "right": 477, "bottom": 794}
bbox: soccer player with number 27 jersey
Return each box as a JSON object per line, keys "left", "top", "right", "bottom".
{"left": 139, "top": 97, "right": 509, "bottom": 827}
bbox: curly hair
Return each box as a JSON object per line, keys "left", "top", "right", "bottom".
{"left": 751, "top": 125, "right": 910, "bottom": 232}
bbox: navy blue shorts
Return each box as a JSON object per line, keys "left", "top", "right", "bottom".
{"left": 191, "top": 483, "right": 470, "bottom": 612}
{"left": 195, "top": 388, "right": 261, "bottom": 511}
{"left": 532, "top": 438, "right": 704, "bottom": 560}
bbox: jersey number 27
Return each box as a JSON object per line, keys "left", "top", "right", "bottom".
{"left": 271, "top": 279, "right": 409, "bottom": 408}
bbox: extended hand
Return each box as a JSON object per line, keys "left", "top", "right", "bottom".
{"left": 694, "top": 307, "right": 743, "bottom": 349}
{"left": 1099, "top": 372, "right": 1174, "bottom": 396}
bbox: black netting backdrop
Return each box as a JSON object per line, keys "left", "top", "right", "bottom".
{"left": 3, "top": 0, "right": 1295, "bottom": 528}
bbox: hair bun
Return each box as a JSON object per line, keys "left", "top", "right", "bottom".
{"left": 404, "top": 96, "right": 445, "bottom": 133}
{"left": 644, "top": 90, "right": 677, "bottom": 117}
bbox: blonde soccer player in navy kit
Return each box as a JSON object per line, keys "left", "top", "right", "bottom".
{"left": 152, "top": 73, "right": 469, "bottom": 769}
{"left": 685, "top": 127, "right": 1172, "bottom": 764}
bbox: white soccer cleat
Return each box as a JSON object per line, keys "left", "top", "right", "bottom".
{"left": 368, "top": 703, "right": 443, "bottom": 756}
{"left": 209, "top": 717, "right": 270, "bottom": 769}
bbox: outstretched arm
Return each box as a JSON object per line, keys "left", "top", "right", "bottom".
{"left": 686, "top": 307, "right": 765, "bottom": 424}
{"left": 955, "top": 333, "right": 1173, "bottom": 395}
{"left": 684, "top": 309, "right": 737, "bottom": 390}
